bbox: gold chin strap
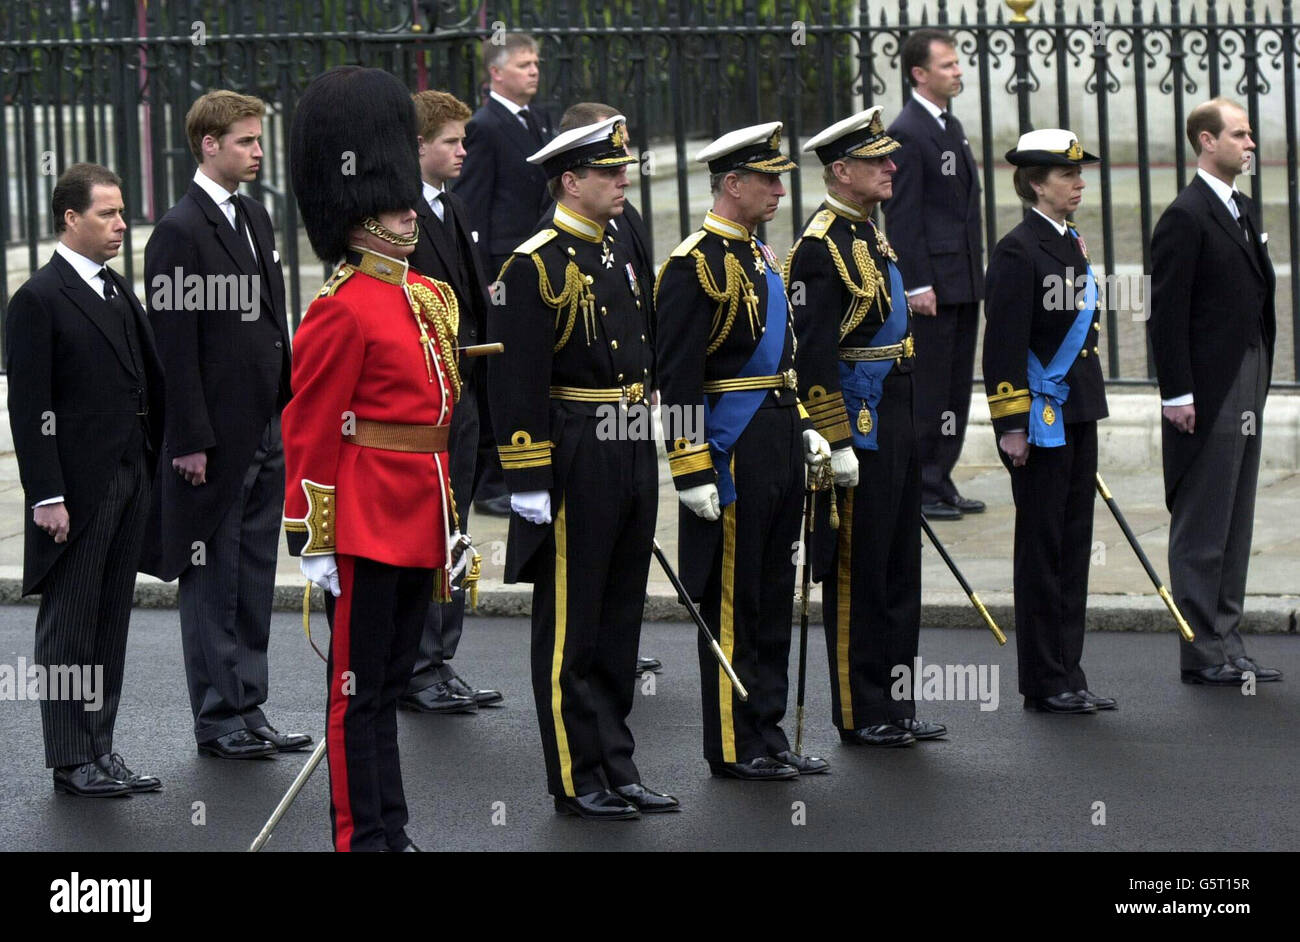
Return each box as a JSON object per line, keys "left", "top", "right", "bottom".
{"left": 362, "top": 216, "right": 419, "bottom": 247}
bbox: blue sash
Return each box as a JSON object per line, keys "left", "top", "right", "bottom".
{"left": 704, "top": 241, "right": 786, "bottom": 507}
{"left": 836, "top": 258, "right": 908, "bottom": 451}
{"left": 1027, "top": 264, "right": 1097, "bottom": 447}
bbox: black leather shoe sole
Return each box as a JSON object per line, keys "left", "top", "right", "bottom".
{"left": 1023, "top": 698, "right": 1096, "bottom": 714}
{"left": 398, "top": 696, "right": 478, "bottom": 715}
{"left": 921, "top": 502, "right": 962, "bottom": 520}
{"left": 1180, "top": 671, "right": 1244, "bottom": 686}
{"left": 708, "top": 761, "right": 799, "bottom": 781}
{"left": 553, "top": 797, "right": 640, "bottom": 820}
{"left": 53, "top": 780, "right": 131, "bottom": 797}
{"left": 196, "top": 742, "right": 276, "bottom": 759}
{"left": 946, "top": 497, "right": 986, "bottom": 514}
{"left": 838, "top": 728, "right": 915, "bottom": 747}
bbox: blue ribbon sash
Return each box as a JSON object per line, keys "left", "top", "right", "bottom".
{"left": 1027, "top": 264, "right": 1097, "bottom": 447}
{"left": 837, "top": 258, "right": 908, "bottom": 451}
{"left": 704, "top": 240, "right": 787, "bottom": 506}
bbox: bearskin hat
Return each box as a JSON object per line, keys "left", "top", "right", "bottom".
{"left": 290, "top": 66, "right": 422, "bottom": 263}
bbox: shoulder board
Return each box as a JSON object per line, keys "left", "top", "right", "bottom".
{"left": 802, "top": 209, "right": 835, "bottom": 240}
{"left": 668, "top": 229, "right": 707, "bottom": 258}
{"left": 317, "top": 266, "right": 355, "bottom": 298}
{"left": 513, "top": 228, "right": 558, "bottom": 255}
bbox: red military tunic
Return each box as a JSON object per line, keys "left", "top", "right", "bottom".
{"left": 282, "top": 247, "right": 460, "bottom": 569}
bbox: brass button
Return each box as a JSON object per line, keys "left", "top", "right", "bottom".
{"left": 1065, "top": 278, "right": 1073, "bottom": 287}
{"left": 567, "top": 247, "right": 575, "bottom": 256}
{"left": 1081, "top": 349, "right": 1089, "bottom": 358}
{"left": 600, "top": 305, "right": 607, "bottom": 315}
{"left": 611, "top": 340, "right": 618, "bottom": 350}
{"left": 1093, "top": 346, "right": 1099, "bottom": 354}
{"left": 641, "top": 334, "right": 646, "bottom": 342}
{"left": 584, "top": 275, "right": 594, "bottom": 285}
{"left": 617, "top": 373, "right": 624, "bottom": 382}
{"left": 1094, "top": 322, "right": 1101, "bottom": 331}
{"left": 1077, "top": 298, "right": 1086, "bottom": 310}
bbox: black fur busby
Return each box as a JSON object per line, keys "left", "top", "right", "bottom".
{"left": 290, "top": 66, "right": 422, "bottom": 263}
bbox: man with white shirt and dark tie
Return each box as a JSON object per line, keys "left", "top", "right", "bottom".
{"left": 1149, "top": 97, "right": 1283, "bottom": 686}
{"left": 7, "top": 163, "right": 165, "bottom": 796}
{"left": 141, "top": 90, "right": 310, "bottom": 758}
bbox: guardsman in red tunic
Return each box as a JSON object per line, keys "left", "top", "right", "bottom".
{"left": 284, "top": 66, "right": 462, "bottom": 852}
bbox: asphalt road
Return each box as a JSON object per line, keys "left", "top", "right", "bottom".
{"left": 0, "top": 605, "right": 1296, "bottom": 852}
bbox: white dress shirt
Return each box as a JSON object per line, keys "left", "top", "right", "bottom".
{"left": 422, "top": 180, "right": 445, "bottom": 222}
{"left": 490, "top": 89, "right": 533, "bottom": 133}
{"left": 193, "top": 168, "right": 256, "bottom": 261}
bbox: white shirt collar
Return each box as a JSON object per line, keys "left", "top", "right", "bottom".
{"left": 193, "top": 167, "right": 238, "bottom": 211}
{"left": 55, "top": 242, "right": 111, "bottom": 296}
{"left": 422, "top": 180, "right": 445, "bottom": 202}
{"left": 911, "top": 89, "right": 947, "bottom": 127}
{"left": 1031, "top": 207, "right": 1068, "bottom": 236}
{"left": 1196, "top": 167, "right": 1240, "bottom": 214}
{"left": 490, "top": 90, "right": 528, "bottom": 117}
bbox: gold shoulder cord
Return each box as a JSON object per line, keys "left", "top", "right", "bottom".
{"left": 691, "top": 248, "right": 761, "bottom": 354}
{"left": 407, "top": 280, "right": 463, "bottom": 402}
{"left": 533, "top": 252, "right": 596, "bottom": 352}
{"left": 829, "top": 236, "right": 889, "bottom": 341}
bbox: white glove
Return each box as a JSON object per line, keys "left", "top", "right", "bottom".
{"left": 830, "top": 447, "right": 859, "bottom": 488}
{"left": 802, "top": 429, "right": 832, "bottom": 469}
{"left": 679, "top": 483, "right": 721, "bottom": 521}
{"left": 511, "top": 490, "right": 552, "bottom": 525}
{"left": 447, "top": 531, "right": 473, "bottom": 581}
{"left": 301, "top": 554, "right": 341, "bottom": 598}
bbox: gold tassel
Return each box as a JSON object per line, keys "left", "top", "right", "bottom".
{"left": 464, "top": 551, "right": 482, "bottom": 611}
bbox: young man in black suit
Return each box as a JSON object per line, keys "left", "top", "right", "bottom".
{"left": 454, "top": 32, "right": 552, "bottom": 517}
{"left": 883, "top": 28, "right": 985, "bottom": 521}
{"left": 1149, "top": 98, "right": 1283, "bottom": 686}
{"left": 402, "top": 89, "right": 503, "bottom": 714}
{"left": 7, "top": 163, "right": 165, "bottom": 796}
{"left": 142, "top": 91, "right": 309, "bottom": 758}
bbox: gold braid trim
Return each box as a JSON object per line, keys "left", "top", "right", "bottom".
{"left": 532, "top": 253, "right": 595, "bottom": 352}
{"left": 828, "top": 237, "right": 890, "bottom": 341}
{"left": 408, "top": 280, "right": 463, "bottom": 402}
{"left": 692, "top": 248, "right": 760, "bottom": 354}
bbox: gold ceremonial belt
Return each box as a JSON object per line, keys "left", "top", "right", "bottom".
{"left": 550, "top": 382, "right": 646, "bottom": 405}
{"left": 702, "top": 369, "right": 798, "bottom": 394}
{"left": 839, "top": 335, "right": 915, "bottom": 362}
{"left": 344, "top": 419, "right": 450, "bottom": 453}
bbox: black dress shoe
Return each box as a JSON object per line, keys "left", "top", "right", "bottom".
{"left": 921, "top": 502, "right": 962, "bottom": 521}
{"left": 399, "top": 681, "right": 478, "bottom": 714}
{"left": 773, "top": 750, "right": 830, "bottom": 774}
{"left": 390, "top": 839, "right": 421, "bottom": 852}
{"left": 446, "top": 674, "right": 504, "bottom": 706}
{"left": 1181, "top": 664, "right": 1246, "bottom": 686}
{"left": 96, "top": 753, "right": 161, "bottom": 792}
{"left": 198, "top": 729, "right": 278, "bottom": 759}
{"left": 1231, "top": 657, "right": 1283, "bottom": 682}
{"left": 839, "top": 724, "right": 915, "bottom": 746}
{"left": 894, "top": 718, "right": 948, "bottom": 739}
{"left": 1024, "top": 691, "right": 1097, "bottom": 713}
{"left": 474, "top": 494, "right": 513, "bottom": 517}
{"left": 945, "top": 494, "right": 986, "bottom": 514}
{"left": 53, "top": 761, "right": 131, "bottom": 797}
{"left": 636, "top": 655, "right": 663, "bottom": 674}
{"left": 1076, "top": 689, "right": 1117, "bottom": 710}
{"left": 709, "top": 757, "right": 799, "bottom": 780}
{"left": 554, "top": 790, "right": 640, "bottom": 820}
{"left": 249, "top": 725, "right": 313, "bottom": 752}
{"left": 614, "top": 783, "right": 681, "bottom": 813}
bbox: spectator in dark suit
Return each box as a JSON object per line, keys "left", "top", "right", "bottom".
{"left": 142, "top": 91, "right": 309, "bottom": 759}
{"left": 1149, "top": 98, "right": 1282, "bottom": 686}
{"left": 454, "top": 33, "right": 552, "bottom": 517}
{"left": 7, "top": 163, "right": 164, "bottom": 795}
{"left": 883, "top": 28, "right": 985, "bottom": 521}
{"left": 401, "top": 89, "right": 503, "bottom": 714}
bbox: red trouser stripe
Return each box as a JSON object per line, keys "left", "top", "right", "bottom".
{"left": 327, "top": 555, "right": 355, "bottom": 852}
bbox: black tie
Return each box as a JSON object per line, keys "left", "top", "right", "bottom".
{"left": 231, "top": 197, "right": 257, "bottom": 264}
{"left": 520, "top": 106, "right": 544, "bottom": 146}
{"left": 1231, "top": 191, "right": 1251, "bottom": 237}
{"left": 100, "top": 268, "right": 148, "bottom": 405}
{"left": 430, "top": 191, "right": 446, "bottom": 224}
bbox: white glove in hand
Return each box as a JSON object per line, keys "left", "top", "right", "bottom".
{"left": 830, "top": 447, "right": 859, "bottom": 488}
{"left": 447, "top": 531, "right": 472, "bottom": 581}
{"left": 511, "top": 490, "right": 552, "bottom": 525}
{"left": 802, "top": 429, "right": 832, "bottom": 469}
{"left": 301, "top": 554, "right": 341, "bottom": 598}
{"left": 679, "top": 483, "right": 721, "bottom": 521}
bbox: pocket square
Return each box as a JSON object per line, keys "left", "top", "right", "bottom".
{"left": 273, "top": 249, "right": 281, "bottom": 263}
{"left": 1260, "top": 232, "right": 1269, "bottom": 244}
{"left": 471, "top": 230, "right": 479, "bottom": 243}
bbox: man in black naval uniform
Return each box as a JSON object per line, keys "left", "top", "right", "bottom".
{"left": 787, "top": 107, "right": 948, "bottom": 747}
{"left": 487, "top": 116, "right": 677, "bottom": 819}
{"left": 655, "top": 123, "right": 833, "bottom": 781}
{"left": 983, "top": 129, "right": 1113, "bottom": 714}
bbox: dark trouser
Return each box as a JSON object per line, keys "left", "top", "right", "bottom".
{"left": 1171, "top": 343, "right": 1269, "bottom": 670}
{"left": 531, "top": 419, "right": 657, "bottom": 797}
{"left": 325, "top": 555, "right": 432, "bottom": 852}
{"left": 697, "top": 405, "right": 803, "bottom": 765}
{"left": 36, "top": 444, "right": 150, "bottom": 769}
{"left": 913, "top": 301, "right": 979, "bottom": 504}
{"left": 824, "top": 371, "right": 922, "bottom": 729}
{"left": 999, "top": 420, "right": 1096, "bottom": 698}
{"left": 178, "top": 416, "right": 283, "bottom": 742}
{"left": 409, "top": 375, "right": 481, "bottom": 691}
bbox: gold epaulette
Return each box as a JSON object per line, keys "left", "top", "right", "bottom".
{"left": 802, "top": 209, "right": 835, "bottom": 241}
{"left": 667, "top": 437, "right": 713, "bottom": 480}
{"left": 803, "top": 385, "right": 853, "bottom": 443}
{"left": 668, "top": 229, "right": 707, "bottom": 258}
{"left": 514, "top": 228, "right": 558, "bottom": 255}
{"left": 283, "top": 479, "right": 336, "bottom": 554}
{"left": 317, "top": 266, "right": 355, "bottom": 298}
{"left": 498, "top": 430, "right": 553, "bottom": 471}
{"left": 988, "top": 381, "right": 1031, "bottom": 419}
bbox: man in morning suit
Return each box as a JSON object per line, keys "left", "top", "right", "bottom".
{"left": 402, "top": 89, "right": 503, "bottom": 714}
{"left": 1149, "top": 98, "right": 1283, "bottom": 686}
{"left": 7, "top": 163, "right": 164, "bottom": 796}
{"left": 142, "top": 91, "right": 309, "bottom": 758}
{"left": 883, "top": 28, "right": 985, "bottom": 521}
{"left": 655, "top": 123, "right": 833, "bottom": 781}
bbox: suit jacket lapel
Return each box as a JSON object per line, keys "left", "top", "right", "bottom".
{"left": 1192, "top": 176, "right": 1264, "bottom": 281}
{"left": 489, "top": 97, "right": 540, "bottom": 160}
{"left": 189, "top": 181, "right": 258, "bottom": 276}
{"left": 52, "top": 253, "right": 135, "bottom": 375}
{"left": 1027, "top": 212, "right": 1079, "bottom": 269}
{"left": 416, "top": 197, "right": 464, "bottom": 292}
{"left": 236, "top": 195, "right": 289, "bottom": 335}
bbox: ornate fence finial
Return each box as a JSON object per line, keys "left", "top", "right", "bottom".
{"left": 1005, "top": 0, "right": 1038, "bottom": 22}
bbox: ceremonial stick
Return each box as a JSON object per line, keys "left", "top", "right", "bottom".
{"left": 651, "top": 539, "right": 748, "bottom": 701}
{"left": 1095, "top": 472, "right": 1195, "bottom": 642}
{"left": 249, "top": 738, "right": 327, "bottom": 852}
{"left": 793, "top": 483, "right": 818, "bottom": 755}
{"left": 457, "top": 342, "right": 504, "bottom": 357}
{"left": 920, "top": 514, "right": 1007, "bottom": 645}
